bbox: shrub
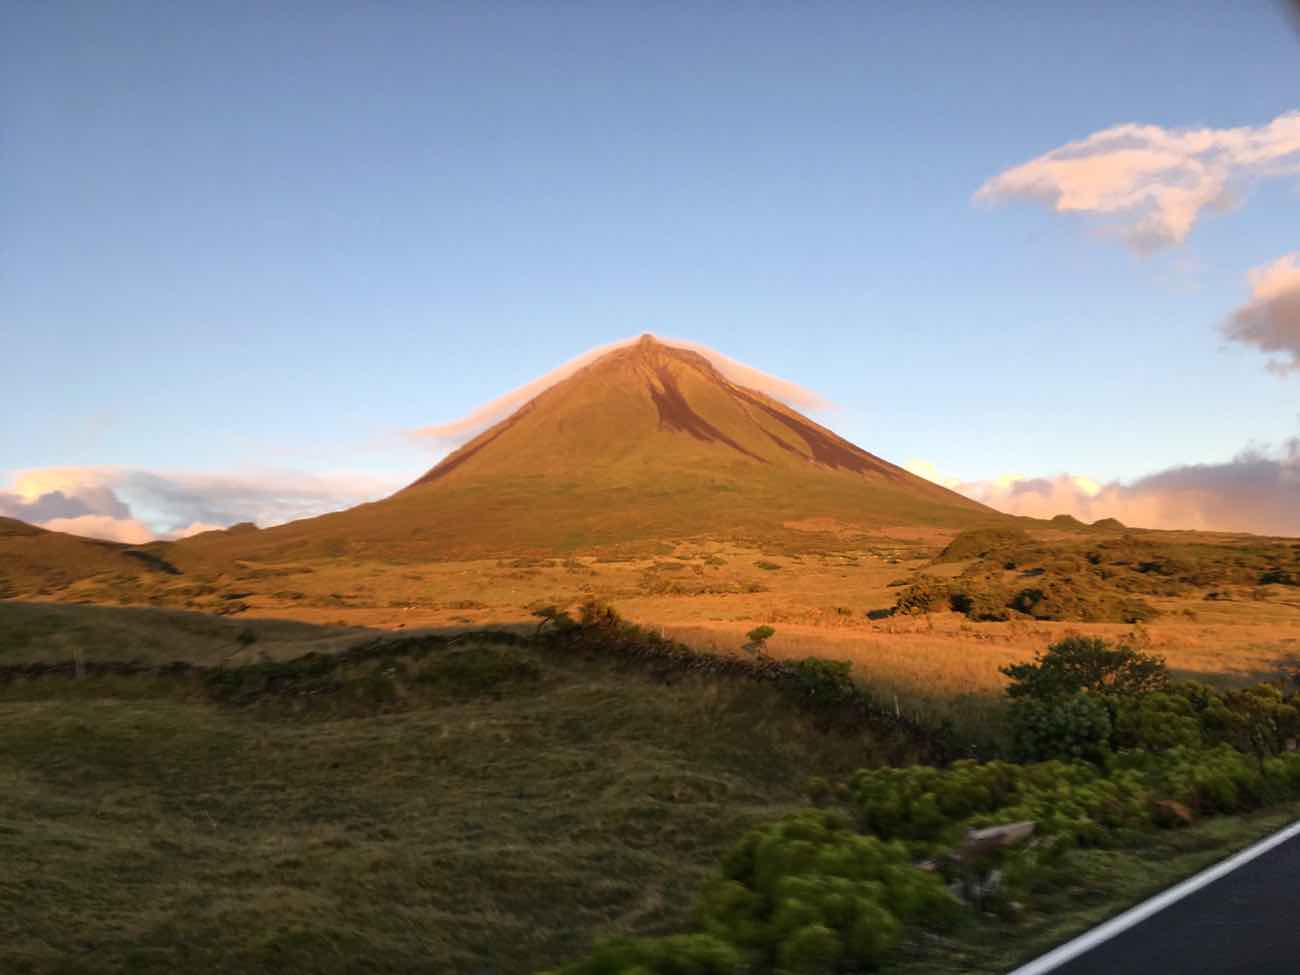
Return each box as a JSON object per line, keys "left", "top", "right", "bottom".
{"left": 892, "top": 576, "right": 952, "bottom": 615}
{"left": 948, "top": 582, "right": 1011, "bottom": 622}
{"left": 697, "top": 811, "right": 955, "bottom": 970}
{"left": 1001, "top": 636, "right": 1168, "bottom": 702}
{"left": 1009, "top": 585, "right": 1157, "bottom": 623}
{"left": 745, "top": 625, "right": 775, "bottom": 652}
{"left": 1010, "top": 693, "right": 1114, "bottom": 762}
{"left": 785, "top": 658, "right": 857, "bottom": 705}
{"left": 532, "top": 605, "right": 576, "bottom": 636}
{"left": 1218, "top": 684, "right": 1300, "bottom": 757}
{"left": 546, "top": 626, "right": 1300, "bottom": 975}
{"left": 1112, "top": 693, "right": 1203, "bottom": 752}
{"left": 934, "top": 528, "right": 1029, "bottom": 563}
{"left": 578, "top": 597, "right": 624, "bottom": 630}
{"left": 1259, "top": 568, "right": 1298, "bottom": 586}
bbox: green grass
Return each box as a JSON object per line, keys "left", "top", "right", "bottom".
{"left": 0, "top": 600, "right": 368, "bottom": 667}
{"left": 5, "top": 603, "right": 1300, "bottom": 974}
{"left": 0, "top": 636, "right": 892, "bottom": 975}
{"left": 889, "top": 800, "right": 1300, "bottom": 973}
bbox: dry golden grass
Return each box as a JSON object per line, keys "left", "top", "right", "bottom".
{"left": 14, "top": 535, "right": 1300, "bottom": 715}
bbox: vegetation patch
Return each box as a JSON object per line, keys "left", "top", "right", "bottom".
{"left": 0, "top": 620, "right": 928, "bottom": 975}
{"left": 549, "top": 636, "right": 1300, "bottom": 973}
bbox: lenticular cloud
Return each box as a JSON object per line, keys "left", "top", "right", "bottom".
{"left": 976, "top": 110, "right": 1300, "bottom": 252}
{"left": 407, "top": 334, "right": 832, "bottom": 446}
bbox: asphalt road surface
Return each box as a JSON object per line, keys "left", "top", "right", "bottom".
{"left": 1042, "top": 830, "right": 1300, "bottom": 974}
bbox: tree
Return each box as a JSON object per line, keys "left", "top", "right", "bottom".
{"left": 1001, "top": 635, "right": 1168, "bottom": 702}
{"left": 744, "top": 625, "right": 775, "bottom": 654}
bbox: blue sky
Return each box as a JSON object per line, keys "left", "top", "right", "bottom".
{"left": 3, "top": 2, "right": 1299, "bottom": 537}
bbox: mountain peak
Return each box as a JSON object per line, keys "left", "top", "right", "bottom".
{"left": 402, "top": 336, "right": 987, "bottom": 518}
{"left": 177, "top": 338, "right": 998, "bottom": 558}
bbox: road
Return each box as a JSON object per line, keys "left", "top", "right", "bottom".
{"left": 1018, "top": 827, "right": 1300, "bottom": 974}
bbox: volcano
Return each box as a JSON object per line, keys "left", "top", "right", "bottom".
{"left": 176, "top": 335, "right": 999, "bottom": 562}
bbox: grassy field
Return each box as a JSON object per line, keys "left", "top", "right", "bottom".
{"left": 7, "top": 526, "right": 1299, "bottom": 760}
{"left": 0, "top": 622, "right": 905, "bottom": 975}
{"left": 0, "top": 600, "right": 371, "bottom": 667}
{"left": 3, "top": 601, "right": 1300, "bottom": 973}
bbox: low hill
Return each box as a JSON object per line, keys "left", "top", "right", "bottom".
{"left": 0, "top": 517, "right": 182, "bottom": 599}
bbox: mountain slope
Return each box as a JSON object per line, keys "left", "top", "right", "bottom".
{"left": 175, "top": 336, "right": 1003, "bottom": 563}
{"left": 0, "top": 516, "right": 179, "bottom": 598}
{"left": 408, "top": 335, "right": 959, "bottom": 493}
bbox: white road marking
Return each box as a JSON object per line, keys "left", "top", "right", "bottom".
{"left": 1006, "top": 817, "right": 1300, "bottom": 975}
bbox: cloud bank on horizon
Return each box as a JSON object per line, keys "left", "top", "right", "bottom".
{"left": 8, "top": 441, "right": 1298, "bottom": 544}
{"left": 407, "top": 334, "right": 832, "bottom": 446}
{"left": 976, "top": 110, "right": 1300, "bottom": 252}
{"left": 906, "top": 440, "right": 1300, "bottom": 537}
{"left": 0, "top": 468, "right": 396, "bottom": 544}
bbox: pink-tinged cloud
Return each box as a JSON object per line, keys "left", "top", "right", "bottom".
{"left": 1224, "top": 253, "right": 1300, "bottom": 373}
{"left": 407, "top": 334, "right": 832, "bottom": 445}
{"left": 976, "top": 111, "right": 1300, "bottom": 252}
{"left": 0, "top": 468, "right": 398, "bottom": 542}
{"left": 906, "top": 442, "right": 1300, "bottom": 537}
{"left": 38, "top": 515, "right": 157, "bottom": 545}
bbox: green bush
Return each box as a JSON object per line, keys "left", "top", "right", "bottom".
{"left": 1010, "top": 693, "right": 1114, "bottom": 762}
{"left": 1001, "top": 636, "right": 1168, "bottom": 702}
{"left": 1217, "top": 684, "right": 1300, "bottom": 757}
{"left": 785, "top": 658, "right": 857, "bottom": 706}
{"left": 548, "top": 629, "right": 1300, "bottom": 975}
{"left": 1112, "top": 693, "right": 1203, "bottom": 752}
{"left": 697, "top": 811, "right": 956, "bottom": 970}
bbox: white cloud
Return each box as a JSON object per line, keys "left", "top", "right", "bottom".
{"left": 167, "top": 521, "right": 228, "bottom": 540}
{"left": 976, "top": 111, "right": 1300, "bottom": 251}
{"left": 0, "top": 468, "right": 398, "bottom": 543}
{"left": 38, "top": 515, "right": 156, "bottom": 545}
{"left": 1223, "top": 252, "right": 1300, "bottom": 373}
{"left": 408, "top": 334, "right": 831, "bottom": 446}
{"left": 907, "top": 442, "right": 1300, "bottom": 536}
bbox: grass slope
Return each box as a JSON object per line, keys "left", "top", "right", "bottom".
{"left": 3, "top": 603, "right": 1298, "bottom": 974}
{"left": 0, "top": 517, "right": 178, "bottom": 600}
{"left": 0, "top": 622, "right": 898, "bottom": 975}
{"left": 0, "top": 600, "right": 369, "bottom": 667}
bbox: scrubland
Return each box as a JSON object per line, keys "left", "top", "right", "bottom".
{"left": 15, "top": 524, "right": 1297, "bottom": 730}
{"left": 4, "top": 522, "right": 1300, "bottom": 973}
